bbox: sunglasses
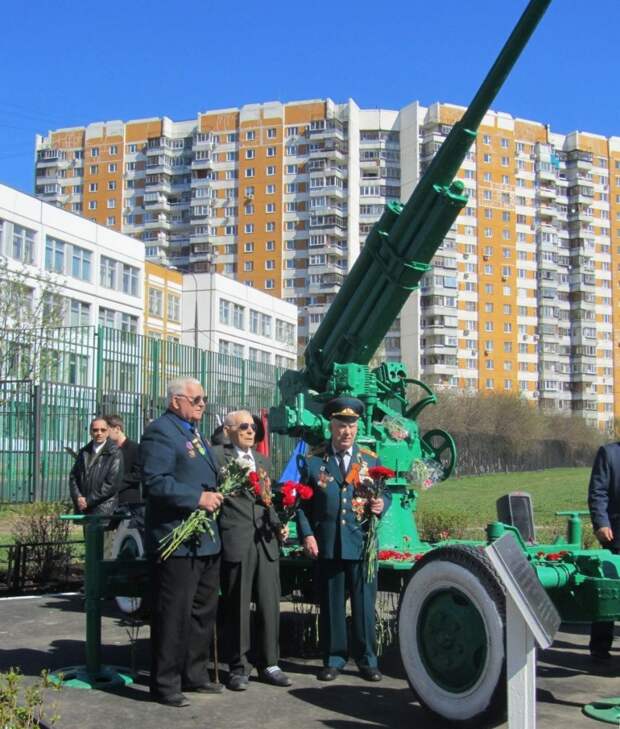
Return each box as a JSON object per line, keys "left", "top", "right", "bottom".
{"left": 91, "top": 428, "right": 108, "bottom": 433}
{"left": 176, "top": 394, "right": 208, "bottom": 406}
{"left": 237, "top": 422, "right": 257, "bottom": 432}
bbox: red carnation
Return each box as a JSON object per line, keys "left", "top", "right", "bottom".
{"left": 297, "top": 484, "right": 313, "bottom": 500}
{"left": 368, "top": 466, "right": 395, "bottom": 481}
{"left": 248, "top": 471, "right": 261, "bottom": 496}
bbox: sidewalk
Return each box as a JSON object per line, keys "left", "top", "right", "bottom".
{"left": 0, "top": 593, "right": 617, "bottom": 728}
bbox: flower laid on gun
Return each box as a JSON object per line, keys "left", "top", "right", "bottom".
{"left": 382, "top": 415, "right": 410, "bottom": 442}
{"left": 159, "top": 458, "right": 257, "bottom": 559}
{"left": 407, "top": 457, "right": 445, "bottom": 491}
{"left": 347, "top": 464, "right": 395, "bottom": 583}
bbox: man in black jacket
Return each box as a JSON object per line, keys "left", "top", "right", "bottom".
{"left": 69, "top": 417, "right": 123, "bottom": 557}
{"left": 104, "top": 414, "right": 141, "bottom": 505}
{"left": 588, "top": 441, "right": 620, "bottom": 661}
{"left": 213, "top": 409, "right": 290, "bottom": 691}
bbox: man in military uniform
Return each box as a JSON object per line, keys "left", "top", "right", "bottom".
{"left": 297, "top": 397, "right": 391, "bottom": 682}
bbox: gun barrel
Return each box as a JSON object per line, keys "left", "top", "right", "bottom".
{"left": 304, "top": 0, "right": 551, "bottom": 389}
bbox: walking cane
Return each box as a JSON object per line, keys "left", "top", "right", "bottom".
{"left": 212, "top": 620, "right": 220, "bottom": 685}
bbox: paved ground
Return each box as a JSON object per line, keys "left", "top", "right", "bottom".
{"left": 1, "top": 593, "right": 619, "bottom": 728}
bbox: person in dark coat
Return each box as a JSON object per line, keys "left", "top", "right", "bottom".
{"left": 588, "top": 442, "right": 620, "bottom": 661}
{"left": 104, "top": 414, "right": 141, "bottom": 505}
{"left": 69, "top": 417, "right": 123, "bottom": 557}
{"left": 213, "top": 410, "right": 291, "bottom": 691}
{"left": 141, "top": 377, "right": 224, "bottom": 707}
{"left": 297, "top": 397, "right": 391, "bottom": 683}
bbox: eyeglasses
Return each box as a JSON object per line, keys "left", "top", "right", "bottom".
{"left": 237, "top": 422, "right": 257, "bottom": 432}
{"left": 91, "top": 428, "right": 108, "bottom": 433}
{"left": 175, "top": 394, "right": 208, "bottom": 406}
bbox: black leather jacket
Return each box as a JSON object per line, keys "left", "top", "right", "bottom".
{"left": 69, "top": 439, "right": 123, "bottom": 516}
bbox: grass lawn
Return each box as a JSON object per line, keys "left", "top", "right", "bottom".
{"left": 416, "top": 467, "right": 593, "bottom": 543}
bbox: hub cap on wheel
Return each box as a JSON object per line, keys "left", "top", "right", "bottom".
{"left": 418, "top": 587, "right": 487, "bottom": 693}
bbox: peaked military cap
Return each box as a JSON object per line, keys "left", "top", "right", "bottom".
{"left": 324, "top": 396, "right": 364, "bottom": 423}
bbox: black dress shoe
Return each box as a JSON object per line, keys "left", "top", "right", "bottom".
{"left": 183, "top": 681, "right": 224, "bottom": 694}
{"left": 359, "top": 666, "right": 382, "bottom": 682}
{"left": 317, "top": 667, "right": 340, "bottom": 682}
{"left": 259, "top": 668, "right": 292, "bottom": 687}
{"left": 153, "top": 692, "right": 190, "bottom": 707}
{"left": 591, "top": 650, "right": 612, "bottom": 663}
{"left": 227, "top": 674, "right": 250, "bottom": 691}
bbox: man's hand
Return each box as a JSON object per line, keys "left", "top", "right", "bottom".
{"left": 596, "top": 526, "right": 614, "bottom": 545}
{"left": 369, "top": 497, "right": 385, "bottom": 516}
{"left": 199, "top": 491, "right": 224, "bottom": 513}
{"left": 303, "top": 535, "right": 319, "bottom": 559}
{"left": 77, "top": 496, "right": 87, "bottom": 512}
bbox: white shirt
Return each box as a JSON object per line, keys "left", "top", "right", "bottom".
{"left": 235, "top": 447, "right": 256, "bottom": 470}
{"left": 92, "top": 441, "right": 105, "bottom": 455}
{"left": 332, "top": 445, "right": 352, "bottom": 472}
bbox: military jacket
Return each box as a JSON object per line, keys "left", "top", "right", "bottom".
{"left": 297, "top": 442, "right": 392, "bottom": 560}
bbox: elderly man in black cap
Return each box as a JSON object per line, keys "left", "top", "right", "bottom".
{"left": 297, "top": 396, "right": 391, "bottom": 682}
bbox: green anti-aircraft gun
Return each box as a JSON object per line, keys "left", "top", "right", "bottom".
{"left": 270, "top": 0, "right": 620, "bottom": 725}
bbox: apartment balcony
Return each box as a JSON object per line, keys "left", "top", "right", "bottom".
{"left": 537, "top": 204, "right": 557, "bottom": 223}
{"left": 309, "top": 239, "right": 347, "bottom": 257}
{"left": 421, "top": 361, "right": 458, "bottom": 376}
{"left": 143, "top": 216, "right": 171, "bottom": 231}
{"left": 569, "top": 272, "right": 596, "bottom": 289}
{"left": 308, "top": 261, "right": 347, "bottom": 278}
{"left": 145, "top": 177, "right": 172, "bottom": 194}
{"left": 191, "top": 156, "right": 214, "bottom": 170}
{"left": 422, "top": 341, "right": 458, "bottom": 355}
{"left": 536, "top": 166, "right": 557, "bottom": 183}
{"left": 536, "top": 183, "right": 556, "bottom": 200}
{"left": 144, "top": 194, "right": 170, "bottom": 212}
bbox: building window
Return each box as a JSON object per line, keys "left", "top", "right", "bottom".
{"left": 245, "top": 168, "right": 255, "bottom": 178}
{"left": 148, "top": 288, "right": 163, "bottom": 317}
{"left": 244, "top": 242, "right": 254, "bottom": 252}
{"left": 99, "top": 307, "right": 116, "bottom": 329}
{"left": 69, "top": 299, "right": 90, "bottom": 326}
{"left": 91, "top": 147, "right": 99, "bottom": 157}
{"left": 266, "top": 240, "right": 275, "bottom": 251}
{"left": 245, "top": 149, "right": 255, "bottom": 160}
{"left": 89, "top": 183, "right": 98, "bottom": 192}
{"left": 88, "top": 201, "right": 97, "bottom": 210}
{"left": 267, "top": 128, "right": 277, "bottom": 139}
{"left": 265, "top": 260, "right": 275, "bottom": 270}
{"left": 45, "top": 236, "right": 65, "bottom": 273}
{"left": 266, "top": 166, "right": 276, "bottom": 176}
{"left": 232, "top": 303, "right": 244, "bottom": 329}
{"left": 108, "top": 163, "right": 117, "bottom": 173}
{"left": 246, "top": 130, "right": 256, "bottom": 141}
{"left": 107, "top": 199, "right": 116, "bottom": 209}
{"left": 108, "top": 181, "right": 116, "bottom": 191}
{"left": 100, "top": 256, "right": 116, "bottom": 289}
{"left": 12, "top": 225, "right": 35, "bottom": 264}
{"left": 167, "top": 293, "right": 180, "bottom": 322}
{"left": 120, "top": 313, "right": 138, "bottom": 333}
{"left": 71, "top": 245, "right": 92, "bottom": 281}
{"left": 244, "top": 261, "right": 254, "bottom": 272}
{"left": 276, "top": 319, "right": 295, "bottom": 345}
{"left": 266, "top": 222, "right": 275, "bottom": 232}
{"left": 265, "top": 279, "right": 275, "bottom": 289}
{"left": 219, "top": 299, "right": 231, "bottom": 326}
{"left": 122, "top": 264, "right": 139, "bottom": 296}
{"left": 267, "top": 147, "right": 276, "bottom": 157}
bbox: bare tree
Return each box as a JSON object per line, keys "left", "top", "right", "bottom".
{"left": 0, "top": 257, "right": 65, "bottom": 381}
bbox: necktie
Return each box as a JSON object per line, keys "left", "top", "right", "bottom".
{"left": 336, "top": 451, "right": 347, "bottom": 480}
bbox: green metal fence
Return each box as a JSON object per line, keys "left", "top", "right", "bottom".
{"left": 0, "top": 326, "right": 295, "bottom": 503}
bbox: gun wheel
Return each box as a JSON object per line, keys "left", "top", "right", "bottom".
{"left": 111, "top": 522, "right": 145, "bottom": 616}
{"left": 421, "top": 428, "right": 456, "bottom": 479}
{"left": 398, "top": 545, "right": 506, "bottom": 725}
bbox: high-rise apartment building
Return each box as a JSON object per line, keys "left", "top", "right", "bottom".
{"left": 34, "top": 99, "right": 620, "bottom": 430}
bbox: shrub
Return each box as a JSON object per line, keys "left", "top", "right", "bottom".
{"left": 0, "top": 668, "right": 60, "bottom": 728}
{"left": 10, "top": 502, "right": 74, "bottom": 587}
{"left": 417, "top": 508, "right": 467, "bottom": 543}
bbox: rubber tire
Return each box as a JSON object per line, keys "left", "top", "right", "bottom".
{"left": 398, "top": 545, "right": 506, "bottom": 726}
{"left": 111, "top": 521, "right": 146, "bottom": 617}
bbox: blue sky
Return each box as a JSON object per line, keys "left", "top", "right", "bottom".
{"left": 2, "top": 0, "right": 618, "bottom": 194}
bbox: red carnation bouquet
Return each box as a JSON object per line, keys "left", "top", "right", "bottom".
{"left": 348, "top": 465, "right": 395, "bottom": 582}
{"left": 159, "top": 457, "right": 258, "bottom": 560}
{"left": 271, "top": 480, "right": 313, "bottom": 527}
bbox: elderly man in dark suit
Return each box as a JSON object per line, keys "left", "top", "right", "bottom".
{"left": 141, "top": 377, "right": 224, "bottom": 707}
{"left": 213, "top": 409, "right": 291, "bottom": 691}
{"left": 297, "top": 397, "right": 391, "bottom": 683}
{"left": 588, "top": 441, "right": 620, "bottom": 661}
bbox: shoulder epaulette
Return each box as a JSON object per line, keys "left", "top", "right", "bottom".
{"left": 306, "top": 443, "right": 328, "bottom": 458}
{"left": 359, "top": 447, "right": 377, "bottom": 458}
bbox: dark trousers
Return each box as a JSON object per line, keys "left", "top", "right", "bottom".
{"left": 318, "top": 558, "right": 377, "bottom": 670}
{"left": 149, "top": 554, "right": 220, "bottom": 698}
{"left": 221, "top": 544, "right": 281, "bottom": 674}
{"left": 589, "top": 546, "right": 620, "bottom": 654}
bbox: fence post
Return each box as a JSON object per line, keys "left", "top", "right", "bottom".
{"left": 32, "top": 383, "right": 42, "bottom": 502}
{"left": 95, "top": 326, "right": 105, "bottom": 412}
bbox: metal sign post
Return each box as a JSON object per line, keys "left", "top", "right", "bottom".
{"left": 486, "top": 533, "right": 561, "bottom": 729}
